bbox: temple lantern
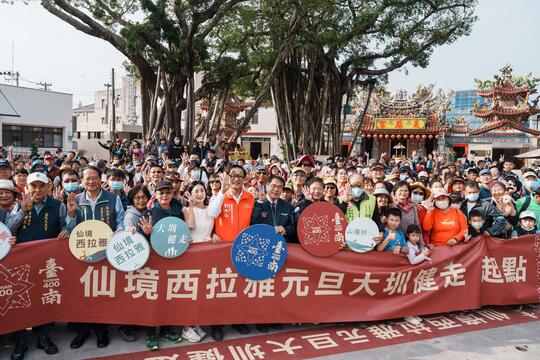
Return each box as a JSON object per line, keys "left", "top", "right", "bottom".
{"left": 428, "top": 134, "right": 434, "bottom": 139}
{"left": 361, "top": 134, "right": 366, "bottom": 138}
{"left": 422, "top": 135, "right": 427, "bottom": 139}
{"left": 397, "top": 134, "right": 402, "bottom": 139}
{"left": 385, "top": 134, "right": 390, "bottom": 139}
{"left": 415, "top": 135, "right": 421, "bottom": 140}
{"left": 391, "top": 134, "right": 396, "bottom": 139}
{"left": 367, "top": 134, "right": 372, "bottom": 138}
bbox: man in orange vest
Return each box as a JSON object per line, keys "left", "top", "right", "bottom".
{"left": 207, "top": 164, "right": 254, "bottom": 340}
{"left": 208, "top": 165, "right": 254, "bottom": 242}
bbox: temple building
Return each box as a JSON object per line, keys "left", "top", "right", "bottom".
{"left": 446, "top": 66, "right": 540, "bottom": 160}
{"left": 359, "top": 86, "right": 450, "bottom": 159}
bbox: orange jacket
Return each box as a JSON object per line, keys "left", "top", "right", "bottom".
{"left": 214, "top": 191, "right": 255, "bottom": 242}
{"left": 423, "top": 208, "right": 467, "bottom": 247}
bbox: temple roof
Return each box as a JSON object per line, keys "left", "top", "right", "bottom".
{"left": 469, "top": 119, "right": 540, "bottom": 136}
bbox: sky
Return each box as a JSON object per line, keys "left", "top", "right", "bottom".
{"left": 0, "top": 0, "right": 539, "bottom": 106}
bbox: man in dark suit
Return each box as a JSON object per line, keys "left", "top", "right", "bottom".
{"left": 251, "top": 175, "right": 295, "bottom": 241}
{"left": 250, "top": 174, "right": 294, "bottom": 334}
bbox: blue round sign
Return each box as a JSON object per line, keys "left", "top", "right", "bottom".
{"left": 150, "top": 217, "right": 191, "bottom": 258}
{"left": 231, "top": 224, "right": 288, "bottom": 281}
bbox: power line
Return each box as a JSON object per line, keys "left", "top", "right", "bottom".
{"left": 37, "top": 82, "right": 52, "bottom": 91}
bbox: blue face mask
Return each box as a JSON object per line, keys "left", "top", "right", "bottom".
{"left": 63, "top": 182, "right": 79, "bottom": 193}
{"left": 399, "top": 174, "right": 409, "bottom": 181}
{"left": 466, "top": 193, "right": 479, "bottom": 202}
{"left": 411, "top": 193, "right": 424, "bottom": 203}
{"left": 351, "top": 187, "right": 364, "bottom": 198}
{"left": 109, "top": 180, "right": 124, "bottom": 191}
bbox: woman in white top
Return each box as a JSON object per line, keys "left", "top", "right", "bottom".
{"left": 179, "top": 181, "right": 218, "bottom": 342}
{"left": 183, "top": 181, "right": 217, "bottom": 243}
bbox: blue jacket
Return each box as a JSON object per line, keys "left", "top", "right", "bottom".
{"left": 251, "top": 198, "right": 296, "bottom": 241}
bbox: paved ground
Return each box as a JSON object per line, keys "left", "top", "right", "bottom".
{"left": 1, "top": 306, "right": 539, "bottom": 360}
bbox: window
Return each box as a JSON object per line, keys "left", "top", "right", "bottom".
{"left": 88, "top": 132, "right": 102, "bottom": 139}
{"left": 102, "top": 117, "right": 108, "bottom": 124}
{"left": 101, "top": 99, "right": 105, "bottom": 109}
{"left": 2, "top": 125, "right": 63, "bottom": 148}
{"left": 247, "top": 109, "right": 259, "bottom": 125}
{"left": 76, "top": 132, "right": 81, "bottom": 139}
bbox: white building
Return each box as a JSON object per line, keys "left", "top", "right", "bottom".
{"left": 0, "top": 84, "right": 73, "bottom": 153}
{"left": 240, "top": 103, "right": 282, "bottom": 159}
{"left": 73, "top": 76, "right": 143, "bottom": 158}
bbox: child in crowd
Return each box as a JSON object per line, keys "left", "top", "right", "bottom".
{"left": 465, "top": 209, "right": 486, "bottom": 240}
{"left": 406, "top": 225, "right": 430, "bottom": 265}
{"left": 511, "top": 211, "right": 540, "bottom": 238}
{"left": 449, "top": 192, "right": 463, "bottom": 209}
{"left": 377, "top": 207, "right": 408, "bottom": 255}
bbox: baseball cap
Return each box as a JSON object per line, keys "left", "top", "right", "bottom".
{"left": 519, "top": 211, "right": 536, "bottom": 220}
{"left": 373, "top": 188, "right": 390, "bottom": 197}
{"left": 479, "top": 169, "right": 491, "bottom": 176}
{"left": 155, "top": 180, "right": 173, "bottom": 191}
{"left": 323, "top": 177, "right": 337, "bottom": 187}
{"left": 418, "top": 171, "right": 429, "bottom": 178}
{"left": 296, "top": 154, "right": 315, "bottom": 167}
{"left": 27, "top": 172, "right": 50, "bottom": 184}
{"left": 291, "top": 167, "right": 306, "bottom": 174}
{"left": 166, "top": 159, "right": 177, "bottom": 166}
{"left": 164, "top": 171, "right": 180, "bottom": 181}
{"left": 370, "top": 163, "right": 385, "bottom": 170}
{"left": 0, "top": 159, "right": 11, "bottom": 168}
{"left": 432, "top": 188, "right": 449, "bottom": 199}
{"left": 523, "top": 171, "right": 537, "bottom": 179}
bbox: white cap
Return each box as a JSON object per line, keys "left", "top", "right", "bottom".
{"left": 27, "top": 172, "right": 50, "bottom": 184}
{"left": 523, "top": 171, "right": 537, "bottom": 179}
{"left": 418, "top": 171, "right": 429, "bottom": 178}
{"left": 519, "top": 210, "right": 536, "bottom": 220}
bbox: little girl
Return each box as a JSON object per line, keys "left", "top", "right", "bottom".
{"left": 404, "top": 225, "right": 430, "bottom": 325}
{"left": 406, "top": 225, "right": 431, "bottom": 265}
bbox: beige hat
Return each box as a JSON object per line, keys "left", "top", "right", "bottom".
{"left": 0, "top": 179, "right": 21, "bottom": 196}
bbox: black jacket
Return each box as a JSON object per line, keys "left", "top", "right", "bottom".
{"left": 251, "top": 198, "right": 296, "bottom": 241}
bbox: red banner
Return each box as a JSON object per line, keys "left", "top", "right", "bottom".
{"left": 1, "top": 235, "right": 539, "bottom": 335}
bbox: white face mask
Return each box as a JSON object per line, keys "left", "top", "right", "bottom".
{"left": 435, "top": 199, "right": 450, "bottom": 210}
{"left": 450, "top": 203, "right": 461, "bottom": 209}
{"left": 471, "top": 221, "right": 484, "bottom": 229}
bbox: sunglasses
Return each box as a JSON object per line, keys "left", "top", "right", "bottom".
{"left": 301, "top": 163, "right": 312, "bottom": 167}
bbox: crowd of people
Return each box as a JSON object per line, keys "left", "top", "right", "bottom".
{"left": 1, "top": 137, "right": 539, "bottom": 359}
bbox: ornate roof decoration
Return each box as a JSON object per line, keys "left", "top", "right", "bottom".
{"left": 450, "top": 115, "right": 470, "bottom": 133}
{"left": 470, "top": 65, "right": 540, "bottom": 136}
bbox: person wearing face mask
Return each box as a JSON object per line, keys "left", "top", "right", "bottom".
{"left": 105, "top": 168, "right": 128, "bottom": 210}
{"left": 342, "top": 174, "right": 384, "bottom": 242}
{"left": 188, "top": 161, "right": 208, "bottom": 186}
{"left": 410, "top": 182, "right": 431, "bottom": 245}
{"left": 464, "top": 209, "right": 489, "bottom": 241}
{"left": 423, "top": 188, "right": 467, "bottom": 247}
{"left": 169, "top": 136, "right": 183, "bottom": 161}
{"left": 391, "top": 181, "right": 422, "bottom": 238}
{"left": 459, "top": 181, "right": 507, "bottom": 238}
{"left": 521, "top": 171, "right": 538, "bottom": 196}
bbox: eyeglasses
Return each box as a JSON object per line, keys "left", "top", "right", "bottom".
{"left": 293, "top": 173, "right": 306, "bottom": 178}
{"left": 209, "top": 180, "right": 221, "bottom": 184}
{"left": 257, "top": 171, "right": 267, "bottom": 175}
{"left": 229, "top": 174, "right": 245, "bottom": 179}
{"left": 301, "top": 163, "right": 311, "bottom": 167}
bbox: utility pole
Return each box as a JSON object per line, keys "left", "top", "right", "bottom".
{"left": 111, "top": 68, "right": 116, "bottom": 139}
{"left": 1, "top": 71, "right": 19, "bottom": 86}
{"left": 104, "top": 82, "right": 111, "bottom": 140}
{"left": 37, "top": 82, "right": 52, "bottom": 91}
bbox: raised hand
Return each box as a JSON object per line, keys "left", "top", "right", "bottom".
{"left": 139, "top": 215, "right": 153, "bottom": 235}
{"left": 20, "top": 192, "right": 33, "bottom": 213}
{"left": 302, "top": 185, "right": 312, "bottom": 201}
{"left": 184, "top": 191, "right": 195, "bottom": 207}
{"left": 123, "top": 182, "right": 132, "bottom": 194}
{"left": 66, "top": 192, "right": 77, "bottom": 217}
{"left": 345, "top": 183, "right": 353, "bottom": 202}
{"left": 256, "top": 185, "right": 265, "bottom": 202}
{"left": 52, "top": 186, "right": 64, "bottom": 201}
{"left": 220, "top": 173, "right": 231, "bottom": 194}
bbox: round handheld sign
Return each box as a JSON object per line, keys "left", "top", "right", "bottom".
{"left": 0, "top": 222, "right": 12, "bottom": 261}
{"left": 231, "top": 224, "right": 288, "bottom": 281}
{"left": 297, "top": 202, "right": 346, "bottom": 257}
{"left": 69, "top": 220, "right": 113, "bottom": 263}
{"left": 150, "top": 217, "right": 191, "bottom": 258}
{"left": 345, "top": 217, "right": 379, "bottom": 253}
{"left": 106, "top": 231, "right": 150, "bottom": 272}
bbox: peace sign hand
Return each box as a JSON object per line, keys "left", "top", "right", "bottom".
{"left": 184, "top": 191, "right": 194, "bottom": 207}
{"left": 20, "top": 192, "right": 33, "bottom": 213}
{"left": 139, "top": 215, "right": 153, "bottom": 235}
